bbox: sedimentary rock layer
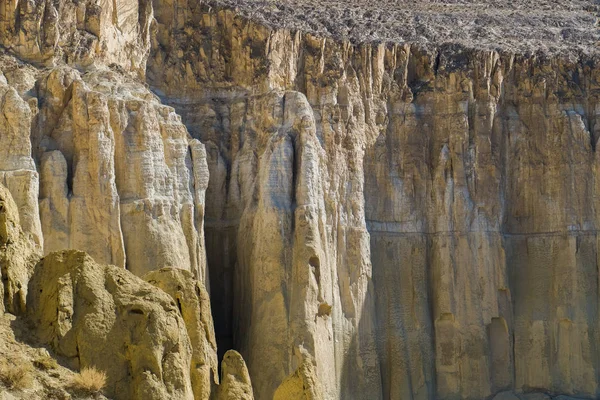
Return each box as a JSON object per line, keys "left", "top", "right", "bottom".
{"left": 0, "top": 183, "right": 39, "bottom": 315}
{"left": 0, "top": 54, "right": 211, "bottom": 283}
{"left": 0, "top": 182, "right": 247, "bottom": 400}
{"left": 1, "top": 0, "right": 599, "bottom": 399}
{"left": 147, "top": 5, "right": 600, "bottom": 400}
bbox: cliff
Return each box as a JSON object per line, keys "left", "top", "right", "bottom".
{"left": 0, "top": 1, "right": 599, "bottom": 399}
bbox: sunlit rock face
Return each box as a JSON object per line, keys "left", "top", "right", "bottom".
{"left": 0, "top": 50, "right": 211, "bottom": 282}
{"left": 147, "top": 4, "right": 600, "bottom": 400}
{"left": 1, "top": 0, "right": 600, "bottom": 399}
{"left": 2, "top": 67, "right": 206, "bottom": 285}
{"left": 0, "top": 0, "right": 153, "bottom": 73}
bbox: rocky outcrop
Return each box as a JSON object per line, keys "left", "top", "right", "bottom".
{"left": 27, "top": 250, "right": 195, "bottom": 400}
{"left": 0, "top": 68, "right": 42, "bottom": 248}
{"left": 0, "top": 184, "right": 39, "bottom": 315}
{"left": 148, "top": 9, "right": 381, "bottom": 399}
{"left": 273, "top": 352, "right": 323, "bottom": 400}
{"left": 144, "top": 267, "right": 218, "bottom": 400}
{"left": 217, "top": 350, "right": 254, "bottom": 400}
{"left": 0, "top": 53, "right": 211, "bottom": 283}
{"left": 0, "top": 0, "right": 152, "bottom": 73}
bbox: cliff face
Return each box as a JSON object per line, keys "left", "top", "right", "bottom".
{"left": 1, "top": 1, "right": 599, "bottom": 399}
{"left": 147, "top": 4, "right": 600, "bottom": 399}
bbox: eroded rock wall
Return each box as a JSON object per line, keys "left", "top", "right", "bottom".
{"left": 0, "top": 52, "right": 212, "bottom": 282}
{"left": 148, "top": 7, "right": 384, "bottom": 400}
{"left": 1, "top": 1, "right": 600, "bottom": 399}
{"left": 0, "top": 67, "right": 42, "bottom": 248}
{"left": 147, "top": 5, "right": 600, "bottom": 400}
{"left": 0, "top": 183, "right": 40, "bottom": 315}
{"left": 0, "top": 0, "right": 152, "bottom": 73}
{"left": 144, "top": 267, "right": 219, "bottom": 400}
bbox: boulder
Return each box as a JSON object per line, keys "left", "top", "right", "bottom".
{"left": 27, "top": 250, "right": 194, "bottom": 400}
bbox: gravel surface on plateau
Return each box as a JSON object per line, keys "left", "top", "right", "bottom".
{"left": 209, "top": 0, "right": 600, "bottom": 56}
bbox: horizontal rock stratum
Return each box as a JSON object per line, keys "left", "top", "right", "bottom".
{"left": 0, "top": 0, "right": 599, "bottom": 399}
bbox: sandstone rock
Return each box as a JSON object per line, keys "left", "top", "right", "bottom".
{"left": 0, "top": 74, "right": 42, "bottom": 248}
{"left": 0, "top": 185, "right": 20, "bottom": 245}
{"left": 27, "top": 250, "right": 195, "bottom": 400}
{"left": 217, "top": 350, "right": 253, "bottom": 400}
{"left": 0, "top": 302, "right": 114, "bottom": 400}
{"left": 273, "top": 351, "right": 323, "bottom": 400}
{"left": 39, "top": 151, "right": 70, "bottom": 254}
{"left": 144, "top": 267, "right": 218, "bottom": 400}
{"left": 150, "top": 16, "right": 383, "bottom": 390}
{"left": 1, "top": 1, "right": 600, "bottom": 399}
{"left": 35, "top": 66, "right": 209, "bottom": 279}
{"left": 189, "top": 139, "right": 211, "bottom": 286}
{"left": 146, "top": 5, "right": 600, "bottom": 399}
{"left": 0, "top": 391, "right": 18, "bottom": 400}
{"left": 0, "top": 0, "right": 152, "bottom": 74}
{"left": 0, "top": 184, "right": 40, "bottom": 315}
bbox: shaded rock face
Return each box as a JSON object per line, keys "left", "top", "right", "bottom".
{"left": 27, "top": 250, "right": 195, "bottom": 400}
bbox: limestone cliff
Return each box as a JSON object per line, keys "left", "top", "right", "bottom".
{"left": 1, "top": 1, "right": 600, "bottom": 400}
{"left": 145, "top": 3, "right": 600, "bottom": 399}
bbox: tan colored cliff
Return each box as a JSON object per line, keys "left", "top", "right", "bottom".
{"left": 144, "top": 267, "right": 219, "bottom": 400}
{"left": 1, "top": 1, "right": 600, "bottom": 400}
{"left": 146, "top": 4, "right": 600, "bottom": 399}
{"left": 0, "top": 184, "right": 39, "bottom": 315}
{"left": 0, "top": 184, "right": 248, "bottom": 400}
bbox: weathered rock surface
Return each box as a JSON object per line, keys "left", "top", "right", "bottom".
{"left": 27, "top": 250, "right": 195, "bottom": 400}
{"left": 0, "top": 0, "right": 152, "bottom": 73}
{"left": 210, "top": 0, "right": 600, "bottom": 56}
{"left": 1, "top": 1, "right": 600, "bottom": 400}
{"left": 0, "top": 68, "right": 42, "bottom": 248}
{"left": 0, "top": 53, "right": 211, "bottom": 283}
{"left": 34, "top": 65, "right": 210, "bottom": 281}
{"left": 0, "top": 184, "right": 39, "bottom": 315}
{"left": 273, "top": 351, "right": 323, "bottom": 400}
{"left": 147, "top": 4, "right": 600, "bottom": 400}
{"left": 144, "top": 267, "right": 219, "bottom": 400}
{"left": 217, "top": 350, "right": 254, "bottom": 400}
{"left": 0, "top": 312, "right": 112, "bottom": 400}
